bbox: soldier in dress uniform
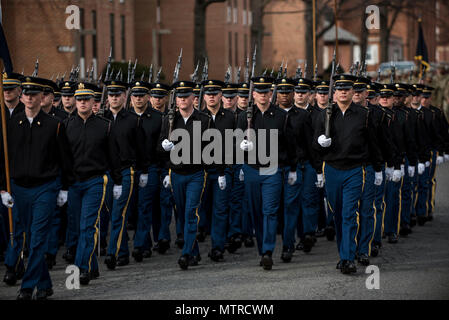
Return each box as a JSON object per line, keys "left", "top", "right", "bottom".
{"left": 158, "top": 80, "right": 212, "bottom": 270}
{"left": 60, "top": 81, "right": 76, "bottom": 115}
{"left": 1, "top": 76, "right": 73, "bottom": 299}
{"left": 236, "top": 76, "right": 296, "bottom": 270}
{"left": 102, "top": 79, "right": 145, "bottom": 269}
{"left": 313, "top": 74, "right": 382, "bottom": 274}
{"left": 64, "top": 82, "right": 120, "bottom": 285}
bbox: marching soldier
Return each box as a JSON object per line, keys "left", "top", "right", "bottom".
{"left": 39, "top": 78, "right": 69, "bottom": 269}
{"left": 129, "top": 80, "right": 164, "bottom": 261}
{"left": 293, "top": 77, "right": 321, "bottom": 253}
{"left": 64, "top": 82, "right": 120, "bottom": 285}
{"left": 351, "top": 77, "right": 384, "bottom": 265}
{"left": 158, "top": 80, "right": 212, "bottom": 270}
{"left": 149, "top": 82, "right": 178, "bottom": 253}
{"left": 92, "top": 86, "right": 103, "bottom": 115}
{"left": 237, "top": 83, "right": 250, "bottom": 113}
{"left": 199, "top": 80, "right": 235, "bottom": 261}
{"left": 1, "top": 76, "right": 73, "bottom": 299}
{"left": 103, "top": 79, "right": 144, "bottom": 269}
{"left": 236, "top": 76, "right": 296, "bottom": 270}
{"left": 314, "top": 74, "right": 382, "bottom": 274}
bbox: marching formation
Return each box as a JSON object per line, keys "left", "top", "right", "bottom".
{"left": 0, "top": 49, "right": 448, "bottom": 300}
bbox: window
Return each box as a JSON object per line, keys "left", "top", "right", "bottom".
{"left": 227, "top": 0, "right": 232, "bottom": 23}
{"left": 110, "top": 14, "right": 115, "bottom": 59}
{"left": 228, "top": 32, "right": 233, "bottom": 66}
{"left": 92, "top": 10, "right": 97, "bottom": 58}
{"left": 235, "top": 32, "right": 239, "bottom": 67}
{"left": 121, "top": 15, "right": 126, "bottom": 61}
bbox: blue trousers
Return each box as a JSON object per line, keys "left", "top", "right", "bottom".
{"left": 401, "top": 159, "right": 413, "bottom": 226}
{"left": 416, "top": 166, "right": 430, "bottom": 217}
{"left": 324, "top": 164, "right": 364, "bottom": 261}
{"left": 243, "top": 165, "right": 282, "bottom": 256}
{"left": 107, "top": 168, "right": 135, "bottom": 258}
{"left": 100, "top": 172, "right": 114, "bottom": 246}
{"left": 411, "top": 168, "right": 419, "bottom": 217}
{"left": 69, "top": 176, "right": 108, "bottom": 273}
{"left": 373, "top": 167, "right": 386, "bottom": 245}
{"left": 228, "top": 164, "right": 244, "bottom": 238}
{"left": 157, "top": 168, "right": 177, "bottom": 241}
{"left": 6, "top": 179, "right": 58, "bottom": 290}
{"left": 357, "top": 166, "right": 376, "bottom": 256}
{"left": 384, "top": 177, "right": 403, "bottom": 235}
{"left": 45, "top": 177, "right": 62, "bottom": 256}
{"left": 170, "top": 170, "right": 206, "bottom": 257}
{"left": 134, "top": 165, "right": 160, "bottom": 249}
{"left": 301, "top": 162, "right": 320, "bottom": 235}
{"left": 201, "top": 170, "right": 231, "bottom": 251}
{"left": 282, "top": 165, "right": 303, "bottom": 249}
{"left": 427, "top": 150, "right": 437, "bottom": 216}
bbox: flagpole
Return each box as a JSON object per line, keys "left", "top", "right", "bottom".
{"left": 0, "top": 60, "right": 14, "bottom": 247}
{"left": 313, "top": 0, "right": 317, "bottom": 69}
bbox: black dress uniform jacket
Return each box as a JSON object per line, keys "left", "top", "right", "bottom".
{"left": 395, "top": 105, "right": 418, "bottom": 166}
{"left": 236, "top": 104, "right": 297, "bottom": 171}
{"left": 429, "top": 105, "right": 449, "bottom": 154}
{"left": 421, "top": 106, "right": 445, "bottom": 154}
{"left": 313, "top": 102, "right": 383, "bottom": 172}
{"left": 64, "top": 113, "right": 121, "bottom": 185}
{"left": 131, "top": 107, "right": 163, "bottom": 168}
{"left": 203, "top": 106, "right": 236, "bottom": 176}
{"left": 49, "top": 106, "right": 69, "bottom": 121}
{"left": 158, "top": 108, "right": 212, "bottom": 175}
{"left": 2, "top": 110, "right": 73, "bottom": 190}
{"left": 286, "top": 106, "right": 320, "bottom": 172}
{"left": 104, "top": 108, "right": 145, "bottom": 172}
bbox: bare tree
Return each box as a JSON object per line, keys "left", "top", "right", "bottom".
{"left": 194, "top": 0, "right": 226, "bottom": 65}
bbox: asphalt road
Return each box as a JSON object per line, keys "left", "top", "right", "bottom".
{"left": 1, "top": 164, "right": 449, "bottom": 300}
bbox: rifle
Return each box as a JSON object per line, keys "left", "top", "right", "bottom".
{"left": 191, "top": 61, "right": 200, "bottom": 83}
{"left": 295, "top": 65, "right": 302, "bottom": 80}
{"left": 32, "top": 58, "right": 39, "bottom": 77}
{"left": 125, "top": 59, "right": 138, "bottom": 110}
{"left": 325, "top": 50, "right": 337, "bottom": 138}
{"left": 148, "top": 64, "right": 154, "bottom": 83}
{"left": 376, "top": 68, "right": 381, "bottom": 82}
{"left": 313, "top": 64, "right": 318, "bottom": 82}
{"left": 155, "top": 67, "right": 162, "bottom": 83}
{"left": 236, "top": 66, "right": 241, "bottom": 83}
{"left": 141, "top": 70, "right": 145, "bottom": 81}
{"left": 283, "top": 62, "right": 288, "bottom": 78}
{"left": 304, "top": 61, "right": 308, "bottom": 79}
{"left": 247, "top": 45, "right": 257, "bottom": 141}
{"left": 197, "top": 57, "right": 209, "bottom": 111}
{"left": 270, "top": 61, "right": 284, "bottom": 106}
{"left": 99, "top": 48, "right": 113, "bottom": 116}
{"left": 390, "top": 62, "right": 396, "bottom": 84}
{"left": 168, "top": 49, "right": 183, "bottom": 138}
{"left": 244, "top": 56, "right": 250, "bottom": 83}
{"left": 224, "top": 65, "right": 232, "bottom": 84}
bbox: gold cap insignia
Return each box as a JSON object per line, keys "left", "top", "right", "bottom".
{"left": 243, "top": 84, "right": 247, "bottom": 88}
{"left": 180, "top": 82, "right": 185, "bottom": 86}
{"left": 156, "top": 84, "right": 161, "bottom": 88}
{"left": 111, "top": 81, "right": 116, "bottom": 85}
{"left": 395, "top": 84, "right": 400, "bottom": 87}
{"left": 65, "top": 82, "right": 69, "bottom": 86}
{"left": 78, "top": 83, "right": 85, "bottom": 90}
{"left": 384, "top": 85, "right": 388, "bottom": 89}
{"left": 299, "top": 79, "right": 304, "bottom": 83}
{"left": 136, "top": 82, "right": 140, "bottom": 86}
{"left": 27, "top": 77, "right": 32, "bottom": 82}
{"left": 282, "top": 79, "right": 287, "bottom": 83}
{"left": 260, "top": 78, "right": 264, "bottom": 82}
{"left": 2, "top": 73, "right": 6, "bottom": 79}
{"left": 208, "top": 81, "right": 213, "bottom": 85}
{"left": 341, "top": 76, "right": 345, "bottom": 80}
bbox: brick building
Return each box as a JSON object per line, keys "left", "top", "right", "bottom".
{"left": 2, "top": 0, "right": 135, "bottom": 79}
{"left": 1, "top": 0, "right": 252, "bottom": 82}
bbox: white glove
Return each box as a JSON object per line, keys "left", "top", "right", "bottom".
{"left": 408, "top": 166, "right": 415, "bottom": 178}
{"left": 436, "top": 156, "right": 444, "bottom": 165}
{"left": 1, "top": 192, "right": 14, "bottom": 208}
{"left": 240, "top": 140, "right": 254, "bottom": 152}
{"left": 287, "top": 171, "right": 297, "bottom": 186}
{"left": 163, "top": 175, "right": 171, "bottom": 189}
{"left": 445, "top": 154, "right": 449, "bottom": 162}
{"left": 315, "top": 174, "right": 324, "bottom": 188}
{"left": 425, "top": 161, "right": 430, "bottom": 167}
{"left": 385, "top": 167, "right": 394, "bottom": 181}
{"left": 318, "top": 135, "right": 332, "bottom": 148}
{"left": 418, "top": 163, "right": 425, "bottom": 175}
{"left": 113, "top": 185, "right": 122, "bottom": 200}
{"left": 239, "top": 169, "right": 244, "bottom": 182}
{"left": 218, "top": 176, "right": 226, "bottom": 190}
{"left": 57, "top": 190, "right": 68, "bottom": 207}
{"left": 392, "top": 170, "right": 402, "bottom": 183}
{"left": 374, "top": 172, "right": 383, "bottom": 186}
{"left": 400, "top": 164, "right": 405, "bottom": 177}
{"left": 162, "top": 139, "right": 175, "bottom": 152}
{"left": 139, "top": 173, "right": 148, "bottom": 188}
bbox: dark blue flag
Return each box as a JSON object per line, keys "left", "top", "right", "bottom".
{"left": 414, "top": 18, "right": 429, "bottom": 73}
{"left": 0, "top": 22, "right": 13, "bottom": 75}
